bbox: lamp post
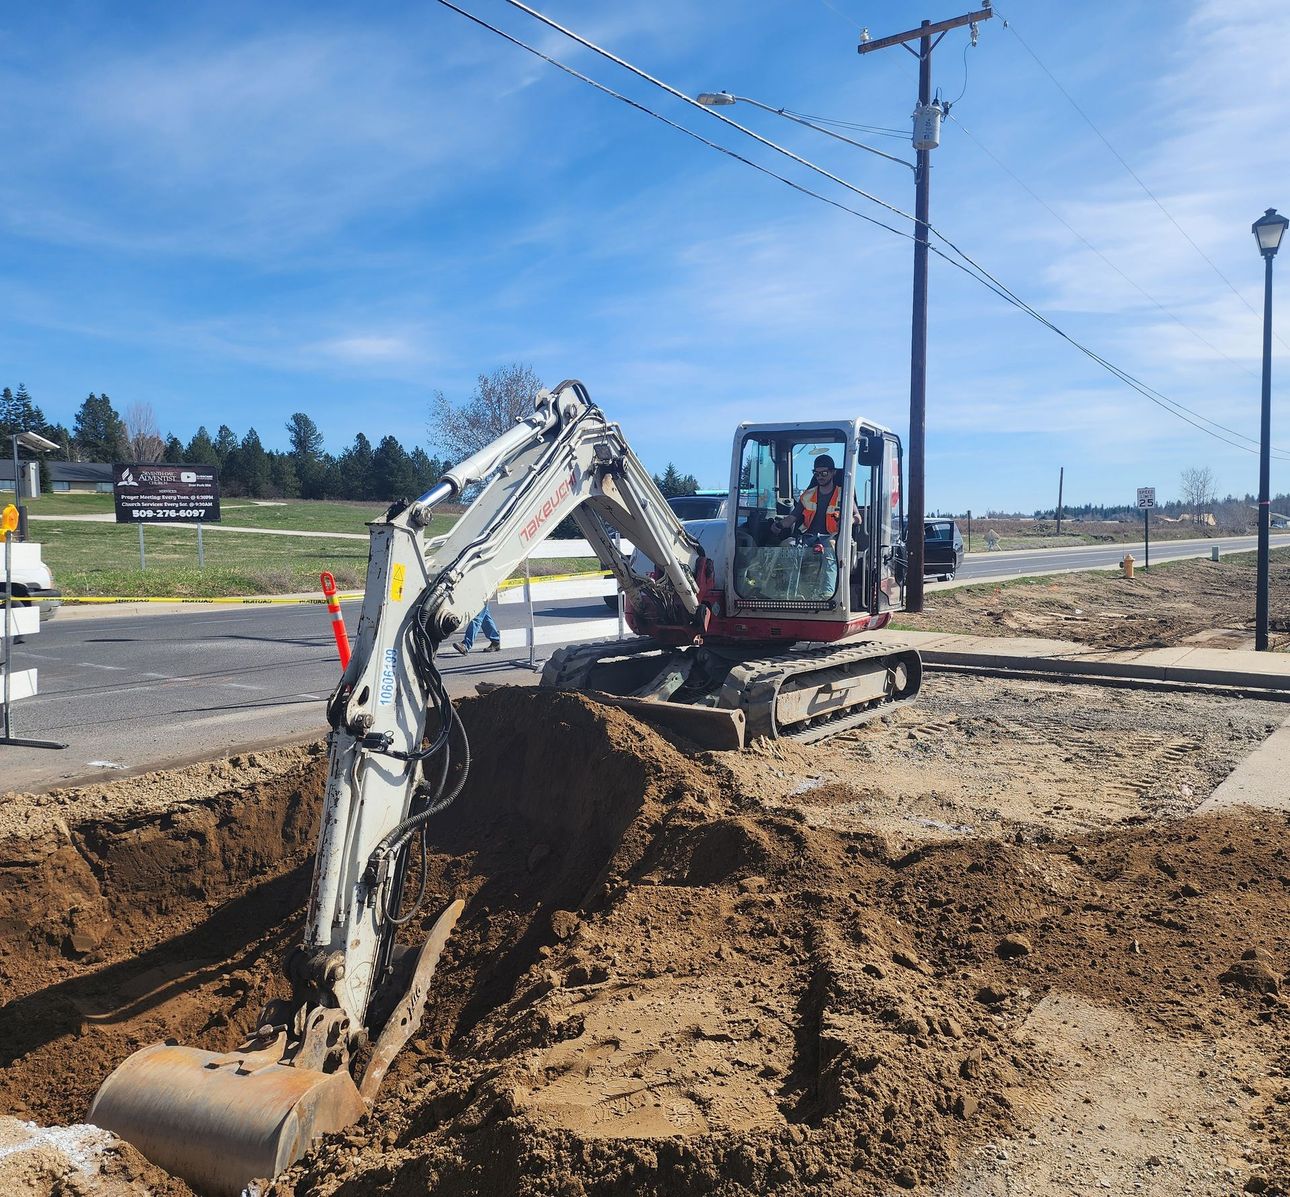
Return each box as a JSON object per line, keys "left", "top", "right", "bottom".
{"left": 1252, "top": 207, "right": 1288, "bottom": 651}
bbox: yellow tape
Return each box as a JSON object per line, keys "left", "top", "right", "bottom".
{"left": 497, "top": 569, "right": 611, "bottom": 591}
{"left": 58, "top": 569, "right": 608, "bottom": 605}
{"left": 61, "top": 594, "right": 363, "bottom": 606}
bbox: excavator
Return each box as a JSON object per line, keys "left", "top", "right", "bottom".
{"left": 88, "top": 381, "right": 922, "bottom": 1195}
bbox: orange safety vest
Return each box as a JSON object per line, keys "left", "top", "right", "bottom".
{"left": 799, "top": 484, "right": 841, "bottom": 535}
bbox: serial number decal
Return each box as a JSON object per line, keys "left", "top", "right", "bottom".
{"left": 519, "top": 474, "right": 575, "bottom": 544}
{"left": 389, "top": 562, "right": 406, "bottom": 602}
{"left": 378, "top": 647, "right": 398, "bottom": 705}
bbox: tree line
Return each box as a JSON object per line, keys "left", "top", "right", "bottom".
{"left": 3, "top": 366, "right": 703, "bottom": 504}
{"left": 1, "top": 387, "right": 454, "bottom": 501}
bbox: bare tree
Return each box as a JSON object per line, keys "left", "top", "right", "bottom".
{"left": 429, "top": 363, "right": 543, "bottom": 462}
{"left": 124, "top": 402, "right": 166, "bottom": 462}
{"left": 1179, "top": 466, "right": 1215, "bottom": 526}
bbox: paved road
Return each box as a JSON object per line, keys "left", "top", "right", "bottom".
{"left": 0, "top": 598, "right": 602, "bottom": 792}
{"left": 4, "top": 533, "right": 1283, "bottom": 791}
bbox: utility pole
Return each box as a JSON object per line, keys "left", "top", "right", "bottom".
{"left": 858, "top": 5, "right": 992, "bottom": 612}
{"left": 1056, "top": 466, "right": 1064, "bottom": 534}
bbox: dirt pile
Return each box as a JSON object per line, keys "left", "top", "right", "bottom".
{"left": 902, "top": 551, "right": 1290, "bottom": 650}
{"left": 0, "top": 686, "right": 1287, "bottom": 1196}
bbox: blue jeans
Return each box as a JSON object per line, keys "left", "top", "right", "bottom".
{"left": 798, "top": 534, "right": 838, "bottom": 598}
{"left": 461, "top": 603, "right": 500, "bottom": 649}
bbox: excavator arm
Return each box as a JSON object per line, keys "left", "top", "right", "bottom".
{"left": 89, "top": 380, "right": 712, "bottom": 1196}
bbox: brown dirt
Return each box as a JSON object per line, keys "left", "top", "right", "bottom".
{"left": 0, "top": 685, "right": 1287, "bottom": 1197}
{"left": 901, "top": 550, "right": 1290, "bottom": 651}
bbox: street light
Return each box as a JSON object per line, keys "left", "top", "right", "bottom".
{"left": 10, "top": 430, "right": 59, "bottom": 542}
{"left": 1252, "top": 207, "right": 1288, "bottom": 651}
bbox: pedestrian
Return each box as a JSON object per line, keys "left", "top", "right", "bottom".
{"left": 453, "top": 601, "right": 502, "bottom": 654}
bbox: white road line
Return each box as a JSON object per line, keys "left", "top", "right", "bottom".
{"left": 80, "top": 662, "right": 128, "bottom": 671}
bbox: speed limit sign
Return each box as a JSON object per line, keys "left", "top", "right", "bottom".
{"left": 1136, "top": 487, "right": 1155, "bottom": 508}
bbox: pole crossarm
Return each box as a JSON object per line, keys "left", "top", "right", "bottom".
{"left": 857, "top": 8, "right": 993, "bottom": 55}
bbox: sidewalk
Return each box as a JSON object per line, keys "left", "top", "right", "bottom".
{"left": 872, "top": 628, "right": 1290, "bottom": 694}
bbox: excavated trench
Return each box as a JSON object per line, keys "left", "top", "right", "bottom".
{"left": 1, "top": 685, "right": 1288, "bottom": 1196}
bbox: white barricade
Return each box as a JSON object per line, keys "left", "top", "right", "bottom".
{"left": 2, "top": 537, "right": 64, "bottom": 748}
{"left": 494, "top": 541, "right": 628, "bottom": 668}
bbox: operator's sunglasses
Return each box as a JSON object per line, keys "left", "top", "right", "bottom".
{"left": 814, "top": 467, "right": 834, "bottom": 475}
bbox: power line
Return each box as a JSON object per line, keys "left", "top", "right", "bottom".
{"left": 995, "top": 8, "right": 1288, "bottom": 350}
{"left": 781, "top": 109, "right": 909, "bottom": 139}
{"left": 948, "top": 111, "right": 1266, "bottom": 396}
{"left": 434, "top": 0, "right": 1286, "bottom": 460}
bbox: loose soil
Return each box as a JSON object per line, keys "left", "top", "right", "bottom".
{"left": 900, "top": 550, "right": 1290, "bottom": 651}
{"left": 1, "top": 685, "right": 1287, "bottom": 1197}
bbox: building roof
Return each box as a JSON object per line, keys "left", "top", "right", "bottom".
{"left": 0, "top": 460, "right": 115, "bottom": 482}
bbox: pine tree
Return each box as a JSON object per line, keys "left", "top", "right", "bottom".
{"left": 269, "top": 453, "right": 300, "bottom": 498}
{"left": 184, "top": 427, "right": 220, "bottom": 465}
{"left": 73, "top": 393, "right": 127, "bottom": 461}
{"left": 213, "top": 425, "right": 239, "bottom": 466}
{"left": 653, "top": 463, "right": 685, "bottom": 497}
{"left": 286, "top": 412, "right": 326, "bottom": 499}
{"left": 163, "top": 435, "right": 185, "bottom": 462}
{"left": 237, "top": 429, "right": 271, "bottom": 497}
{"left": 339, "top": 433, "right": 375, "bottom": 500}
{"left": 371, "top": 435, "right": 418, "bottom": 500}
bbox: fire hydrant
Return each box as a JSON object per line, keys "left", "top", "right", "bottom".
{"left": 1121, "top": 553, "right": 1135, "bottom": 579}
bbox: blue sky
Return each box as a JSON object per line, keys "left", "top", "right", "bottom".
{"left": 2, "top": 0, "right": 1286, "bottom": 512}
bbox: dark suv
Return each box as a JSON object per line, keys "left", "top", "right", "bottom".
{"left": 895, "top": 519, "right": 964, "bottom": 582}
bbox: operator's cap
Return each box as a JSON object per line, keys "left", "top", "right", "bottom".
{"left": 813, "top": 454, "right": 836, "bottom": 470}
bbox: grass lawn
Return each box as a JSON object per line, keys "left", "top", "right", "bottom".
{"left": 25, "top": 498, "right": 603, "bottom": 597}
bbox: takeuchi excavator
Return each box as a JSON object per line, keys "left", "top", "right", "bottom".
{"left": 88, "top": 381, "right": 922, "bottom": 1194}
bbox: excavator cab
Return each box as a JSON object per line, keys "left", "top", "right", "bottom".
{"left": 708, "top": 418, "right": 905, "bottom": 643}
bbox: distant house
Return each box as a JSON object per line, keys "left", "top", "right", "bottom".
{"left": 1272, "top": 511, "right": 1290, "bottom": 529}
{"left": 0, "top": 460, "right": 115, "bottom": 495}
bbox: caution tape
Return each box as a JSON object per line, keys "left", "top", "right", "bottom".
{"left": 60, "top": 595, "right": 361, "bottom": 606}
{"left": 58, "top": 569, "right": 610, "bottom": 606}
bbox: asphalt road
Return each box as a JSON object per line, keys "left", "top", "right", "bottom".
{"left": 0, "top": 598, "right": 599, "bottom": 792}
{"left": 2, "top": 532, "right": 1279, "bottom": 791}
{"left": 952, "top": 532, "right": 1270, "bottom": 583}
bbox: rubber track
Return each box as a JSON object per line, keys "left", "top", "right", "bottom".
{"left": 543, "top": 637, "right": 922, "bottom": 745}
{"left": 540, "top": 638, "right": 665, "bottom": 691}
{"left": 717, "top": 640, "right": 922, "bottom": 742}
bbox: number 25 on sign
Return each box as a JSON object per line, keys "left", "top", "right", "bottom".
{"left": 1136, "top": 487, "right": 1155, "bottom": 508}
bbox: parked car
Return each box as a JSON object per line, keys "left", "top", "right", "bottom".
{"left": 662, "top": 491, "right": 729, "bottom": 521}
{"left": 603, "top": 492, "right": 731, "bottom": 608}
{"left": 895, "top": 519, "right": 964, "bottom": 582}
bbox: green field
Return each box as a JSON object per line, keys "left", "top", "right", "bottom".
{"left": 22, "top": 497, "right": 601, "bottom": 598}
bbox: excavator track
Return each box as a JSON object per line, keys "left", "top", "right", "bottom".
{"left": 541, "top": 637, "right": 668, "bottom": 691}
{"left": 543, "top": 637, "right": 921, "bottom": 747}
{"left": 716, "top": 640, "right": 922, "bottom": 743}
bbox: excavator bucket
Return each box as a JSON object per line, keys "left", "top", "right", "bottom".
{"left": 86, "top": 900, "right": 465, "bottom": 1195}
{"left": 88, "top": 1041, "right": 365, "bottom": 1196}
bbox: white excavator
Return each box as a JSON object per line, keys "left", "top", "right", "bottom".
{"left": 88, "top": 381, "right": 922, "bottom": 1195}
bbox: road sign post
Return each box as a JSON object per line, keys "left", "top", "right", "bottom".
{"left": 1136, "top": 487, "right": 1155, "bottom": 570}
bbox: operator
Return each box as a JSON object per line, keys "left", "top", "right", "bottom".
{"left": 775, "top": 454, "right": 862, "bottom": 597}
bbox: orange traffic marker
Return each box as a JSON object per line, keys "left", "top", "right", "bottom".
{"left": 320, "top": 572, "right": 351, "bottom": 669}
